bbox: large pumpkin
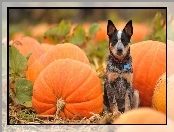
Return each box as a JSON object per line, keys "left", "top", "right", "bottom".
{"left": 152, "top": 73, "right": 166, "bottom": 113}
{"left": 26, "top": 43, "right": 90, "bottom": 83}
{"left": 130, "top": 40, "right": 166, "bottom": 107}
{"left": 167, "top": 40, "right": 174, "bottom": 77}
{"left": 32, "top": 58, "right": 103, "bottom": 119}
{"left": 10, "top": 36, "right": 46, "bottom": 67}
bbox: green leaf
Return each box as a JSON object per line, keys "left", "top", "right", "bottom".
{"left": 89, "top": 23, "right": 101, "bottom": 37}
{"left": 44, "top": 20, "right": 72, "bottom": 43}
{"left": 15, "top": 78, "right": 33, "bottom": 107}
{"left": 68, "top": 25, "right": 86, "bottom": 45}
{"left": 9, "top": 45, "right": 28, "bottom": 78}
{"left": 146, "top": 12, "right": 166, "bottom": 43}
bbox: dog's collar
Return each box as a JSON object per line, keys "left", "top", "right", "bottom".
{"left": 110, "top": 53, "right": 130, "bottom": 64}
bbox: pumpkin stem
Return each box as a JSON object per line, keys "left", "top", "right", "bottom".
{"left": 55, "top": 98, "right": 65, "bottom": 118}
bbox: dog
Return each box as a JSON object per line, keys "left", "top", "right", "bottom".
{"left": 103, "top": 20, "right": 140, "bottom": 113}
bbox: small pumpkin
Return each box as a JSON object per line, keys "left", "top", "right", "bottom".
{"left": 130, "top": 40, "right": 166, "bottom": 107}
{"left": 32, "top": 58, "right": 103, "bottom": 119}
{"left": 167, "top": 40, "right": 174, "bottom": 77}
{"left": 113, "top": 107, "right": 166, "bottom": 124}
{"left": 152, "top": 73, "right": 166, "bottom": 113}
{"left": 167, "top": 74, "right": 174, "bottom": 120}
{"left": 10, "top": 36, "right": 46, "bottom": 67}
{"left": 26, "top": 43, "right": 90, "bottom": 83}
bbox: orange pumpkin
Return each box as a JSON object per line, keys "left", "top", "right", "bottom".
{"left": 10, "top": 36, "right": 46, "bottom": 67}
{"left": 41, "top": 43, "right": 55, "bottom": 51}
{"left": 130, "top": 40, "right": 166, "bottom": 107}
{"left": 26, "top": 43, "right": 90, "bottom": 83}
{"left": 29, "top": 23, "right": 55, "bottom": 38}
{"left": 113, "top": 107, "right": 166, "bottom": 124}
{"left": 167, "top": 40, "right": 174, "bottom": 77}
{"left": 152, "top": 73, "right": 166, "bottom": 113}
{"left": 32, "top": 58, "right": 103, "bottom": 119}
{"left": 11, "top": 31, "right": 25, "bottom": 40}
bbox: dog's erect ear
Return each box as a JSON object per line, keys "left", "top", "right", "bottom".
{"left": 107, "top": 20, "right": 116, "bottom": 37}
{"left": 123, "top": 20, "right": 133, "bottom": 37}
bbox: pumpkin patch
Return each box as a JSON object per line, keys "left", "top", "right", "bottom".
{"left": 8, "top": 10, "right": 167, "bottom": 125}
{"left": 32, "top": 58, "right": 103, "bottom": 119}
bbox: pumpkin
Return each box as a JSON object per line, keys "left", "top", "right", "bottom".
{"left": 26, "top": 43, "right": 90, "bottom": 83}
{"left": 167, "top": 74, "right": 174, "bottom": 120}
{"left": 32, "top": 58, "right": 103, "bottom": 119}
{"left": 41, "top": 43, "right": 55, "bottom": 51}
{"left": 130, "top": 40, "right": 166, "bottom": 107}
{"left": 152, "top": 73, "right": 166, "bottom": 113}
{"left": 167, "top": 40, "right": 174, "bottom": 77}
{"left": 131, "top": 23, "right": 149, "bottom": 43}
{"left": 10, "top": 36, "right": 46, "bottom": 67}
{"left": 11, "top": 31, "right": 25, "bottom": 40}
{"left": 113, "top": 107, "right": 166, "bottom": 124}
{"left": 29, "top": 23, "right": 55, "bottom": 38}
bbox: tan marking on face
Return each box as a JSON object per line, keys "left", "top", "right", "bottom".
{"left": 120, "top": 73, "right": 133, "bottom": 84}
{"left": 108, "top": 72, "right": 119, "bottom": 82}
{"left": 109, "top": 42, "right": 114, "bottom": 50}
{"left": 110, "top": 43, "right": 130, "bottom": 60}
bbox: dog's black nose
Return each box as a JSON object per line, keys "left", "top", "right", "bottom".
{"left": 117, "top": 48, "right": 122, "bottom": 53}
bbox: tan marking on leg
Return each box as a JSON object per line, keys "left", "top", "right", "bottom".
{"left": 124, "top": 90, "right": 131, "bottom": 112}
{"left": 110, "top": 103, "right": 118, "bottom": 113}
{"left": 108, "top": 72, "right": 119, "bottom": 82}
{"left": 121, "top": 73, "right": 133, "bottom": 84}
{"left": 132, "top": 89, "right": 140, "bottom": 108}
{"left": 110, "top": 96, "right": 119, "bottom": 113}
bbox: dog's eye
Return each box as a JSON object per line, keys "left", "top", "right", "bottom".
{"left": 121, "top": 38, "right": 125, "bottom": 42}
{"left": 113, "top": 39, "right": 118, "bottom": 43}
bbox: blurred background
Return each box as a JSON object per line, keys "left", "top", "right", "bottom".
{"left": 9, "top": 9, "right": 166, "bottom": 24}
{"left": 8, "top": 8, "right": 166, "bottom": 69}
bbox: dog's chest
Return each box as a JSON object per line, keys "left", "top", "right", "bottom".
{"left": 106, "top": 57, "right": 133, "bottom": 84}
